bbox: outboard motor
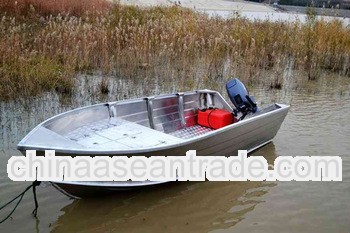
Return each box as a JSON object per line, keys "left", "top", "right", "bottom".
{"left": 226, "top": 78, "right": 258, "bottom": 120}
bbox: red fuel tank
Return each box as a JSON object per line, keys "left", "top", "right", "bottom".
{"left": 197, "top": 109, "right": 235, "bottom": 129}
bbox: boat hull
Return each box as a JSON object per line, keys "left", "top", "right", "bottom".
{"left": 41, "top": 103, "right": 288, "bottom": 158}
{"left": 50, "top": 104, "right": 288, "bottom": 198}
{"left": 16, "top": 90, "right": 289, "bottom": 199}
{"left": 51, "top": 181, "right": 171, "bottom": 198}
{"left": 51, "top": 138, "right": 275, "bottom": 199}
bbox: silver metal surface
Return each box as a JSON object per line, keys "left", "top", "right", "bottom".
{"left": 170, "top": 125, "right": 214, "bottom": 139}
{"left": 177, "top": 93, "right": 186, "bottom": 128}
{"left": 65, "top": 117, "right": 183, "bottom": 149}
{"left": 52, "top": 180, "right": 170, "bottom": 199}
{"left": 146, "top": 97, "right": 155, "bottom": 129}
{"left": 17, "top": 91, "right": 289, "bottom": 156}
{"left": 206, "top": 93, "right": 214, "bottom": 108}
{"left": 17, "top": 90, "right": 289, "bottom": 197}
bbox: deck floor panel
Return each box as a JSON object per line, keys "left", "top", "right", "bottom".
{"left": 64, "top": 118, "right": 184, "bottom": 149}
{"left": 169, "top": 125, "right": 214, "bottom": 140}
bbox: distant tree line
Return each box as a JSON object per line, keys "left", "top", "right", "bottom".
{"left": 280, "top": 0, "right": 347, "bottom": 8}
{"left": 246, "top": 0, "right": 350, "bottom": 9}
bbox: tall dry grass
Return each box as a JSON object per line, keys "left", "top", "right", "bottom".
{"left": 0, "top": 0, "right": 111, "bottom": 18}
{"left": 0, "top": 2, "right": 350, "bottom": 100}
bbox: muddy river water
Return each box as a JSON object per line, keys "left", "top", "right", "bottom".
{"left": 0, "top": 74, "right": 349, "bottom": 233}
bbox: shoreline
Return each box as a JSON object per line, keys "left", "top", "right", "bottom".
{"left": 118, "top": 0, "right": 275, "bottom": 12}
{"left": 117, "top": 0, "right": 350, "bottom": 22}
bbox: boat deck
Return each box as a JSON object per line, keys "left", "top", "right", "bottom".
{"left": 64, "top": 117, "right": 213, "bottom": 149}
{"left": 169, "top": 125, "right": 214, "bottom": 139}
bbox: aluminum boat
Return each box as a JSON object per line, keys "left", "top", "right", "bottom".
{"left": 17, "top": 79, "right": 289, "bottom": 198}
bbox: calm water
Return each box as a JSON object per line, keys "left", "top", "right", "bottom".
{"left": 0, "top": 74, "right": 349, "bottom": 233}
{"left": 203, "top": 10, "right": 350, "bottom": 25}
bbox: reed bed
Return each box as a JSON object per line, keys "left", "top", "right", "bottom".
{"left": 1, "top": 1, "right": 350, "bottom": 100}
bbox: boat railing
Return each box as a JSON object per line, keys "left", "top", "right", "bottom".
{"left": 145, "top": 96, "right": 155, "bottom": 129}
{"left": 105, "top": 90, "right": 233, "bottom": 134}
{"left": 176, "top": 92, "right": 186, "bottom": 128}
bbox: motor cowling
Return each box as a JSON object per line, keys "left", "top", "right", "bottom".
{"left": 226, "top": 78, "right": 258, "bottom": 119}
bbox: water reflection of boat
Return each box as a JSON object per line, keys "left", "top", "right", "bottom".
{"left": 17, "top": 79, "right": 289, "bottom": 197}
{"left": 51, "top": 181, "right": 171, "bottom": 199}
{"left": 51, "top": 144, "right": 278, "bottom": 233}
